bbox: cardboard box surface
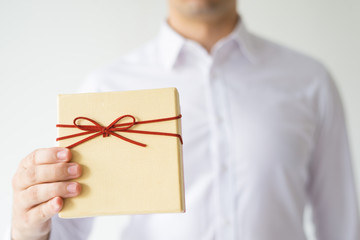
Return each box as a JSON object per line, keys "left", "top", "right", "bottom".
{"left": 57, "top": 88, "right": 185, "bottom": 218}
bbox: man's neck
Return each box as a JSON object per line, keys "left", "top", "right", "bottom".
{"left": 168, "top": 10, "right": 239, "bottom": 53}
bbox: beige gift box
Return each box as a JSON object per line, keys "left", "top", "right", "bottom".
{"left": 57, "top": 88, "right": 185, "bottom": 218}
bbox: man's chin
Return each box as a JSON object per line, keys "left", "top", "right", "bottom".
{"left": 174, "top": 0, "right": 230, "bottom": 18}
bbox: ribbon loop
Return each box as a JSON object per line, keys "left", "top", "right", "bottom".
{"left": 110, "top": 115, "right": 136, "bottom": 131}
{"left": 56, "top": 114, "right": 182, "bottom": 149}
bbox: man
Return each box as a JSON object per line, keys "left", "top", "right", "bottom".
{"left": 10, "top": 0, "right": 360, "bottom": 239}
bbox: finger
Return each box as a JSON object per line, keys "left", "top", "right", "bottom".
{"left": 17, "top": 162, "right": 82, "bottom": 189}
{"left": 27, "top": 197, "right": 63, "bottom": 224}
{"left": 21, "top": 182, "right": 81, "bottom": 209}
{"left": 21, "top": 148, "right": 71, "bottom": 169}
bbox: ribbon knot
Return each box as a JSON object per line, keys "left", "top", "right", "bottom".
{"left": 101, "top": 128, "right": 109, "bottom": 137}
{"left": 56, "top": 114, "right": 183, "bottom": 149}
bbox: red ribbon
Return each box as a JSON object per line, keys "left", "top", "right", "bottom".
{"left": 56, "top": 115, "right": 183, "bottom": 149}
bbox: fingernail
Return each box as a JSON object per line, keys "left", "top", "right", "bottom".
{"left": 67, "top": 183, "right": 78, "bottom": 193}
{"left": 68, "top": 164, "right": 78, "bottom": 176}
{"left": 57, "top": 149, "right": 68, "bottom": 160}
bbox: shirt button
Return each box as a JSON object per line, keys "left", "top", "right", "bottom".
{"left": 221, "top": 165, "right": 228, "bottom": 173}
{"left": 216, "top": 115, "right": 223, "bottom": 123}
{"left": 209, "top": 70, "right": 218, "bottom": 79}
{"left": 223, "top": 218, "right": 231, "bottom": 226}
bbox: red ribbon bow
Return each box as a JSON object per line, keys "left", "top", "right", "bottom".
{"left": 56, "top": 114, "right": 183, "bottom": 149}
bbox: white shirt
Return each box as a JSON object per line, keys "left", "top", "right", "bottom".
{"left": 48, "top": 20, "right": 360, "bottom": 240}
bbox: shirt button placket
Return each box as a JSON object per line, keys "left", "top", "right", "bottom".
{"left": 208, "top": 64, "right": 234, "bottom": 240}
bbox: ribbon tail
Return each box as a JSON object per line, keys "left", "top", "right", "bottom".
{"left": 109, "top": 132, "right": 147, "bottom": 147}
{"left": 56, "top": 131, "right": 96, "bottom": 141}
{"left": 66, "top": 132, "right": 103, "bottom": 149}
{"left": 124, "top": 129, "right": 183, "bottom": 144}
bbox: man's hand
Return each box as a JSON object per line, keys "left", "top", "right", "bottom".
{"left": 11, "top": 147, "right": 82, "bottom": 240}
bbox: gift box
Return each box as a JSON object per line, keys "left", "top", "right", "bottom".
{"left": 56, "top": 88, "right": 185, "bottom": 218}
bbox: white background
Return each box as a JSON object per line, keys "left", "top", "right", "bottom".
{"left": 0, "top": 0, "right": 359, "bottom": 239}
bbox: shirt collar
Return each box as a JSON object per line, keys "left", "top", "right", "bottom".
{"left": 222, "top": 18, "right": 260, "bottom": 64}
{"left": 157, "top": 17, "right": 260, "bottom": 69}
{"left": 157, "top": 22, "right": 186, "bottom": 70}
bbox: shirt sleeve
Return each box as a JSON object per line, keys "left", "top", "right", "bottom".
{"left": 49, "top": 215, "right": 94, "bottom": 240}
{"left": 307, "top": 69, "right": 360, "bottom": 240}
